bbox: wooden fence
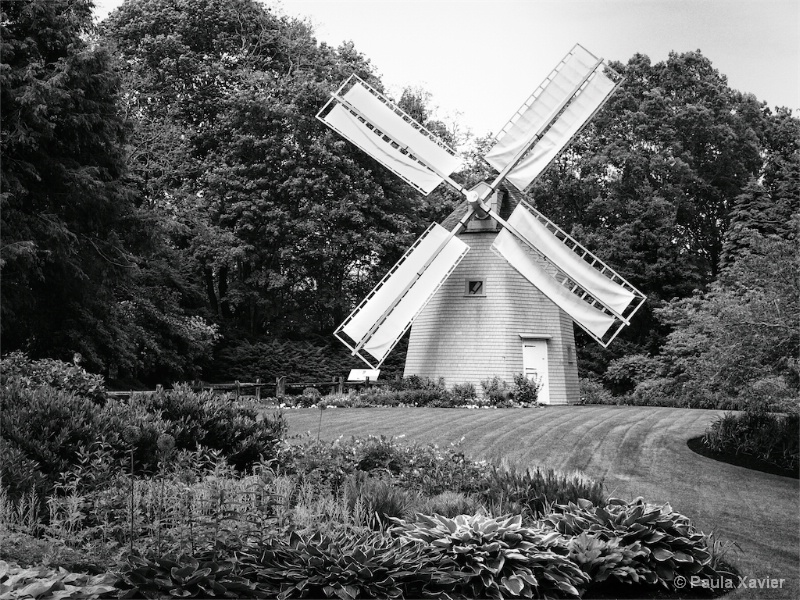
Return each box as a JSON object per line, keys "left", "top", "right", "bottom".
{"left": 106, "top": 375, "right": 388, "bottom": 401}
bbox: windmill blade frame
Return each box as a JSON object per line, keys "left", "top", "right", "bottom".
{"left": 490, "top": 200, "right": 646, "bottom": 347}
{"left": 335, "top": 223, "right": 469, "bottom": 369}
{"left": 316, "top": 75, "right": 463, "bottom": 195}
{"left": 514, "top": 201, "right": 646, "bottom": 322}
{"left": 486, "top": 44, "right": 624, "bottom": 192}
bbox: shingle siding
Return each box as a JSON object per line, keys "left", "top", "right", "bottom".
{"left": 404, "top": 231, "right": 580, "bottom": 404}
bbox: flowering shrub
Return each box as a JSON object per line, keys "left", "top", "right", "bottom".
{"left": 1, "top": 351, "right": 106, "bottom": 403}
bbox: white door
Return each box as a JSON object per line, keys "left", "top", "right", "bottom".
{"left": 522, "top": 341, "right": 550, "bottom": 404}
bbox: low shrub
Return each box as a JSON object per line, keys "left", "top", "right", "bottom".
{"left": 512, "top": 373, "right": 541, "bottom": 405}
{"left": 297, "top": 387, "right": 321, "bottom": 407}
{"left": 348, "top": 386, "right": 457, "bottom": 407}
{"left": 543, "top": 497, "right": 722, "bottom": 589}
{"left": 603, "top": 354, "right": 662, "bottom": 396}
{"left": 480, "top": 465, "right": 606, "bottom": 521}
{"left": 391, "top": 513, "right": 589, "bottom": 598}
{"left": 116, "top": 553, "right": 258, "bottom": 598}
{"left": 388, "top": 375, "right": 445, "bottom": 392}
{"left": 1, "top": 380, "right": 288, "bottom": 503}
{"left": 0, "top": 351, "right": 107, "bottom": 403}
{"left": 132, "top": 385, "right": 288, "bottom": 472}
{"left": 703, "top": 409, "right": 799, "bottom": 472}
{"left": 452, "top": 382, "right": 477, "bottom": 403}
{"left": 242, "top": 529, "right": 443, "bottom": 599}
{"left": 579, "top": 378, "right": 616, "bottom": 405}
{"left": 0, "top": 560, "right": 117, "bottom": 599}
{"left": 0, "top": 381, "right": 109, "bottom": 495}
{"left": 481, "top": 375, "right": 512, "bottom": 406}
{"left": 353, "top": 436, "right": 404, "bottom": 473}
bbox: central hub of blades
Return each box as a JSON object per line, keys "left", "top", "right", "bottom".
{"left": 466, "top": 190, "right": 490, "bottom": 218}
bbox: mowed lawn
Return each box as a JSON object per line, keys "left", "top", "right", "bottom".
{"left": 282, "top": 405, "right": 799, "bottom": 600}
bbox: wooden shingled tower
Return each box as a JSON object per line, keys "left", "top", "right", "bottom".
{"left": 316, "top": 44, "right": 646, "bottom": 404}
{"left": 403, "top": 184, "right": 579, "bottom": 404}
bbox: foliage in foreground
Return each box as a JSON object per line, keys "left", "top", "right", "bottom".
{"left": 1, "top": 420, "right": 735, "bottom": 599}
{"left": 0, "top": 378, "right": 287, "bottom": 503}
{"left": 544, "top": 498, "right": 723, "bottom": 590}
{"left": 244, "top": 530, "right": 443, "bottom": 600}
{"left": 0, "top": 560, "right": 117, "bottom": 600}
{"left": 116, "top": 554, "right": 258, "bottom": 599}
{"left": 392, "top": 513, "right": 589, "bottom": 599}
{"left": 109, "top": 501, "right": 730, "bottom": 599}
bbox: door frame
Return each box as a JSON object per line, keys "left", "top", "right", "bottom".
{"left": 521, "top": 338, "right": 550, "bottom": 405}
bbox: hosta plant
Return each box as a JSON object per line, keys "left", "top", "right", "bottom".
{"left": 544, "top": 497, "right": 721, "bottom": 588}
{"left": 243, "top": 529, "right": 447, "bottom": 599}
{"left": 567, "top": 532, "right": 657, "bottom": 587}
{"left": 391, "top": 513, "right": 589, "bottom": 599}
{"left": 116, "top": 553, "right": 260, "bottom": 598}
{"left": 0, "top": 560, "right": 117, "bottom": 599}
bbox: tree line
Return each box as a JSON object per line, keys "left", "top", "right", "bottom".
{"left": 2, "top": 0, "right": 797, "bottom": 401}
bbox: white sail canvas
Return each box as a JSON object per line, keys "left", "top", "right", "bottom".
{"left": 337, "top": 223, "right": 469, "bottom": 366}
{"left": 492, "top": 228, "right": 617, "bottom": 342}
{"left": 505, "top": 204, "right": 636, "bottom": 315}
{"left": 486, "top": 45, "right": 618, "bottom": 191}
{"left": 319, "top": 77, "right": 461, "bottom": 195}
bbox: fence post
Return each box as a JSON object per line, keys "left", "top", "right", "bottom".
{"left": 336, "top": 376, "right": 344, "bottom": 395}
{"left": 276, "top": 376, "right": 286, "bottom": 399}
{"left": 255, "top": 378, "right": 261, "bottom": 402}
{"left": 235, "top": 380, "right": 240, "bottom": 402}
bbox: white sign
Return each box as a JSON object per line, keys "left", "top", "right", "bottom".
{"left": 347, "top": 369, "right": 381, "bottom": 382}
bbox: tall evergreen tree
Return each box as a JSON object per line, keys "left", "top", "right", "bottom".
{"left": 1, "top": 0, "right": 132, "bottom": 368}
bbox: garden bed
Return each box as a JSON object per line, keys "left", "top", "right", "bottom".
{"left": 0, "top": 356, "right": 751, "bottom": 599}
{"left": 686, "top": 437, "right": 798, "bottom": 479}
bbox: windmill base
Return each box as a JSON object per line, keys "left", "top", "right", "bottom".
{"left": 403, "top": 232, "right": 580, "bottom": 405}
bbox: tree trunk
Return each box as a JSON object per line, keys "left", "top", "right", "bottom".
{"left": 204, "top": 266, "right": 219, "bottom": 317}
{"left": 219, "top": 265, "right": 231, "bottom": 319}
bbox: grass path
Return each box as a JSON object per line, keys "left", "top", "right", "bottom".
{"left": 281, "top": 405, "right": 799, "bottom": 599}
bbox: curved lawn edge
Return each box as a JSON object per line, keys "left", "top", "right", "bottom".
{"left": 686, "top": 436, "right": 798, "bottom": 479}
{"left": 281, "top": 406, "right": 800, "bottom": 600}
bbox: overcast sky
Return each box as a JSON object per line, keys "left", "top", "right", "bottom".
{"left": 94, "top": 0, "right": 799, "bottom": 138}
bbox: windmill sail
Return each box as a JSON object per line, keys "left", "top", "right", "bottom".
{"left": 492, "top": 229, "right": 618, "bottom": 341}
{"left": 505, "top": 203, "right": 638, "bottom": 317}
{"left": 485, "top": 44, "right": 620, "bottom": 191}
{"left": 336, "top": 223, "right": 469, "bottom": 367}
{"left": 317, "top": 75, "right": 462, "bottom": 195}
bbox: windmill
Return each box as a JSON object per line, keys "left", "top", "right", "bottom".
{"left": 316, "top": 44, "right": 645, "bottom": 404}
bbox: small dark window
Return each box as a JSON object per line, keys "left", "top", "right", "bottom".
{"left": 465, "top": 279, "right": 485, "bottom": 296}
